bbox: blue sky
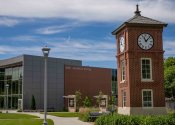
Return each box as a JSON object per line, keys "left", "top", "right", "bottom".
{"left": 0, "top": 0, "right": 174, "bottom": 69}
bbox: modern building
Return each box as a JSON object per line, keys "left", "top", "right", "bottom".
{"left": 0, "top": 55, "right": 81, "bottom": 111}
{"left": 0, "top": 54, "right": 117, "bottom": 111}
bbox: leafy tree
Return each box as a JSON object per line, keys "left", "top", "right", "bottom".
{"left": 164, "top": 57, "right": 175, "bottom": 68}
{"left": 31, "top": 95, "right": 36, "bottom": 110}
{"left": 164, "top": 57, "right": 175, "bottom": 98}
{"left": 109, "top": 95, "right": 115, "bottom": 105}
{"left": 75, "top": 90, "right": 82, "bottom": 110}
{"left": 96, "top": 90, "right": 103, "bottom": 106}
{"left": 83, "top": 96, "right": 92, "bottom": 107}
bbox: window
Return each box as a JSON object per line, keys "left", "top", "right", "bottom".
{"left": 112, "top": 69, "right": 117, "bottom": 95}
{"left": 141, "top": 58, "right": 152, "bottom": 80}
{"left": 121, "top": 60, "right": 125, "bottom": 81}
{"left": 142, "top": 89, "right": 153, "bottom": 107}
{"left": 122, "top": 90, "right": 126, "bottom": 107}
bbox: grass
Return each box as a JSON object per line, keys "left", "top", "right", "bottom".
{"left": 0, "top": 119, "right": 54, "bottom": 125}
{"left": 47, "top": 112, "right": 79, "bottom": 117}
{"left": 0, "top": 113, "right": 54, "bottom": 125}
{"left": 0, "top": 113, "right": 39, "bottom": 119}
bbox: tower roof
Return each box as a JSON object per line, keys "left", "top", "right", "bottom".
{"left": 112, "top": 5, "right": 167, "bottom": 35}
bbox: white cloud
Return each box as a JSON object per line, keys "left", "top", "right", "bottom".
{"left": 141, "top": 0, "right": 175, "bottom": 23}
{"left": 45, "top": 38, "right": 116, "bottom": 61}
{"left": 10, "top": 35, "right": 39, "bottom": 42}
{"left": 0, "top": 38, "right": 116, "bottom": 61}
{"left": 0, "top": 0, "right": 174, "bottom": 23}
{"left": 0, "top": 45, "right": 42, "bottom": 55}
{"left": 0, "top": 17, "right": 19, "bottom": 27}
{"left": 36, "top": 22, "right": 82, "bottom": 34}
{"left": 0, "top": 37, "right": 174, "bottom": 62}
{"left": 164, "top": 40, "right": 175, "bottom": 57}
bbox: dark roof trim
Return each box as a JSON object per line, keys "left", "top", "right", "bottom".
{"left": 112, "top": 22, "right": 167, "bottom": 35}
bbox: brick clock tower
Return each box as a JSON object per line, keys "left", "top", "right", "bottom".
{"left": 112, "top": 5, "right": 167, "bottom": 115}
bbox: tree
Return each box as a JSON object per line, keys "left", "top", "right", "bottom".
{"left": 31, "top": 95, "right": 36, "bottom": 110}
{"left": 96, "top": 90, "right": 103, "bottom": 106}
{"left": 109, "top": 95, "right": 115, "bottom": 105}
{"left": 83, "top": 96, "right": 92, "bottom": 107}
{"left": 75, "top": 90, "right": 82, "bottom": 110}
{"left": 164, "top": 57, "right": 175, "bottom": 98}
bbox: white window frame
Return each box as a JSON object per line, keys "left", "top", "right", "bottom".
{"left": 141, "top": 58, "right": 153, "bottom": 82}
{"left": 142, "top": 89, "right": 153, "bottom": 108}
{"left": 121, "top": 60, "right": 125, "bottom": 82}
{"left": 122, "top": 90, "right": 126, "bottom": 107}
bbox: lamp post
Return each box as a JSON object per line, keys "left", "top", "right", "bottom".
{"left": 5, "top": 84, "right": 9, "bottom": 113}
{"left": 42, "top": 46, "right": 50, "bottom": 125}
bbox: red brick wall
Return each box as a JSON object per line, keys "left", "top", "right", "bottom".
{"left": 117, "top": 26, "right": 165, "bottom": 107}
{"left": 64, "top": 66, "right": 112, "bottom": 107}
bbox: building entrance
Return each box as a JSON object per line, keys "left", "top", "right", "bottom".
{"left": 0, "top": 66, "right": 23, "bottom": 110}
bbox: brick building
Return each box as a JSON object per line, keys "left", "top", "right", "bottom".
{"left": 64, "top": 65, "right": 117, "bottom": 107}
{"left": 112, "top": 5, "right": 167, "bottom": 115}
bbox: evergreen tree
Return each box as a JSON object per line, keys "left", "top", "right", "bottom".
{"left": 31, "top": 95, "right": 36, "bottom": 110}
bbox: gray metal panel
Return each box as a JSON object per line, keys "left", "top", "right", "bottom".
{"left": 22, "top": 54, "right": 82, "bottom": 111}
{"left": 0, "top": 54, "right": 82, "bottom": 111}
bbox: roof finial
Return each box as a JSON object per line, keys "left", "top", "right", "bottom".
{"left": 135, "top": 4, "right": 141, "bottom": 16}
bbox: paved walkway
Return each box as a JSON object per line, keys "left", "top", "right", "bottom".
{"left": 20, "top": 112, "right": 93, "bottom": 125}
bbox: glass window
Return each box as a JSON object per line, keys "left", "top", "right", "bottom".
{"left": 112, "top": 69, "right": 117, "bottom": 95}
{"left": 12, "top": 67, "right": 19, "bottom": 81}
{"left": 18, "top": 67, "right": 23, "bottom": 79}
{"left": 0, "top": 66, "right": 22, "bottom": 109}
{"left": 122, "top": 90, "right": 126, "bottom": 107}
{"left": 121, "top": 60, "right": 125, "bottom": 81}
{"left": 142, "top": 90, "right": 153, "bottom": 107}
{"left": 141, "top": 58, "right": 152, "bottom": 80}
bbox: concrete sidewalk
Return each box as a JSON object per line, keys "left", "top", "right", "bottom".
{"left": 21, "top": 112, "right": 93, "bottom": 125}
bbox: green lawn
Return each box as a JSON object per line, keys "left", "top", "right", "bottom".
{"left": 47, "top": 112, "right": 79, "bottom": 117}
{"left": 0, "top": 113, "right": 54, "bottom": 125}
{"left": 0, "top": 119, "right": 53, "bottom": 125}
{"left": 0, "top": 113, "right": 38, "bottom": 119}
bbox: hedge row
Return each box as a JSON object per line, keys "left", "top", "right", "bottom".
{"left": 95, "top": 113, "right": 175, "bottom": 125}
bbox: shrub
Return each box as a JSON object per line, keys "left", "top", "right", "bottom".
{"left": 79, "top": 107, "right": 100, "bottom": 122}
{"left": 79, "top": 111, "right": 90, "bottom": 122}
{"left": 83, "top": 96, "right": 92, "bottom": 107}
{"left": 95, "top": 113, "right": 175, "bottom": 125}
{"left": 62, "top": 107, "right": 68, "bottom": 112}
{"left": 96, "top": 91, "right": 103, "bottom": 106}
{"left": 75, "top": 90, "right": 82, "bottom": 111}
{"left": 17, "top": 109, "right": 22, "bottom": 112}
{"left": 31, "top": 95, "right": 36, "bottom": 110}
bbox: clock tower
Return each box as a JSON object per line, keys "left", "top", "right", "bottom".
{"left": 112, "top": 5, "right": 167, "bottom": 115}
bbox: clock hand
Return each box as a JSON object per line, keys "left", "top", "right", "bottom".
{"left": 142, "top": 35, "right": 147, "bottom": 42}
{"left": 146, "top": 36, "right": 151, "bottom": 42}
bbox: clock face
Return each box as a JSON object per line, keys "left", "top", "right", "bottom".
{"left": 120, "top": 36, "right": 125, "bottom": 52}
{"left": 138, "top": 33, "right": 154, "bottom": 50}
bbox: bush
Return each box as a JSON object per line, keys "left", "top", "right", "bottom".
{"left": 79, "top": 107, "right": 100, "bottom": 122}
{"left": 62, "top": 107, "right": 68, "bottom": 112}
{"left": 31, "top": 95, "right": 36, "bottom": 110}
{"left": 17, "top": 109, "right": 22, "bottom": 112}
{"left": 83, "top": 96, "right": 92, "bottom": 107}
{"left": 75, "top": 90, "right": 82, "bottom": 111}
{"left": 79, "top": 111, "right": 90, "bottom": 122}
{"left": 95, "top": 113, "right": 175, "bottom": 125}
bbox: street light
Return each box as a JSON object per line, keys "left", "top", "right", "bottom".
{"left": 42, "top": 46, "right": 50, "bottom": 125}
{"left": 5, "top": 84, "right": 9, "bottom": 113}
